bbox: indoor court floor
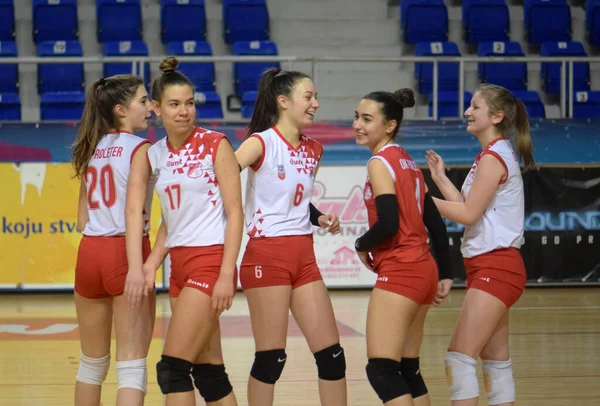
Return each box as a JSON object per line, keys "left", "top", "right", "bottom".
{"left": 0, "top": 287, "right": 599, "bottom": 406}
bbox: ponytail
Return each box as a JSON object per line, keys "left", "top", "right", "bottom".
{"left": 247, "top": 68, "right": 281, "bottom": 136}
{"left": 475, "top": 83, "right": 536, "bottom": 169}
{"left": 247, "top": 68, "right": 311, "bottom": 137}
{"left": 71, "top": 79, "right": 107, "bottom": 178}
{"left": 71, "top": 75, "right": 144, "bottom": 178}
{"left": 513, "top": 98, "right": 535, "bottom": 169}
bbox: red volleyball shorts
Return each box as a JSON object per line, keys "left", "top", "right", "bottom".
{"left": 75, "top": 235, "right": 151, "bottom": 299}
{"left": 168, "top": 244, "right": 237, "bottom": 298}
{"left": 464, "top": 247, "right": 527, "bottom": 308}
{"left": 240, "top": 234, "right": 323, "bottom": 290}
{"left": 373, "top": 253, "right": 439, "bottom": 305}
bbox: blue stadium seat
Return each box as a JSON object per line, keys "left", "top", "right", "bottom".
{"left": 414, "top": 41, "right": 461, "bottom": 95}
{"left": 540, "top": 41, "right": 589, "bottom": 95}
{"left": 463, "top": 0, "right": 509, "bottom": 44}
{"left": 103, "top": 41, "right": 150, "bottom": 86}
{"left": 0, "top": 40, "right": 18, "bottom": 93}
{"left": 572, "top": 91, "right": 600, "bottom": 118}
{"left": 97, "top": 0, "right": 142, "bottom": 43}
{"left": 166, "top": 40, "right": 215, "bottom": 91}
{"left": 194, "top": 91, "right": 223, "bottom": 119}
{"left": 587, "top": 0, "right": 600, "bottom": 46}
{"left": 478, "top": 41, "right": 527, "bottom": 91}
{"left": 241, "top": 90, "right": 257, "bottom": 118}
{"left": 223, "top": 0, "right": 269, "bottom": 44}
{"left": 0, "top": 92, "right": 20, "bottom": 121}
{"left": 32, "top": 0, "right": 78, "bottom": 44}
{"left": 232, "top": 40, "right": 279, "bottom": 97}
{"left": 525, "top": 0, "right": 571, "bottom": 45}
{"left": 401, "top": 0, "right": 448, "bottom": 44}
{"left": 512, "top": 90, "right": 545, "bottom": 118}
{"left": 37, "top": 40, "right": 84, "bottom": 94}
{"left": 161, "top": 0, "right": 206, "bottom": 44}
{"left": 428, "top": 91, "right": 473, "bottom": 118}
{"left": 40, "top": 91, "right": 85, "bottom": 121}
{"left": 0, "top": 0, "right": 15, "bottom": 41}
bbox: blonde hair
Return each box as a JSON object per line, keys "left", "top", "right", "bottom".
{"left": 475, "top": 83, "right": 535, "bottom": 168}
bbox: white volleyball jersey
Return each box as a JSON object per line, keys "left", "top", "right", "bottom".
{"left": 147, "top": 127, "right": 228, "bottom": 248}
{"left": 83, "top": 131, "right": 153, "bottom": 237}
{"left": 460, "top": 137, "right": 525, "bottom": 258}
{"left": 244, "top": 127, "right": 323, "bottom": 238}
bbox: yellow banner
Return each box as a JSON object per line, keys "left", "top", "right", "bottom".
{"left": 0, "top": 163, "right": 163, "bottom": 288}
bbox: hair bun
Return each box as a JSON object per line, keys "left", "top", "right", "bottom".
{"left": 159, "top": 56, "right": 179, "bottom": 74}
{"left": 394, "top": 88, "right": 415, "bottom": 108}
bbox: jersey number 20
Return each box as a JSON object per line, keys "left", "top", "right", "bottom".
{"left": 86, "top": 165, "right": 116, "bottom": 209}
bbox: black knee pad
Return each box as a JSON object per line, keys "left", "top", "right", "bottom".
{"left": 250, "top": 349, "right": 287, "bottom": 384}
{"left": 401, "top": 357, "right": 428, "bottom": 398}
{"left": 366, "top": 358, "right": 411, "bottom": 403}
{"left": 192, "top": 363, "right": 233, "bottom": 402}
{"left": 314, "top": 343, "right": 346, "bottom": 381}
{"left": 156, "top": 355, "right": 194, "bottom": 395}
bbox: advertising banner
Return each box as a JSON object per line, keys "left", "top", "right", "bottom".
{"left": 0, "top": 163, "right": 165, "bottom": 289}
{"left": 1, "top": 163, "right": 598, "bottom": 290}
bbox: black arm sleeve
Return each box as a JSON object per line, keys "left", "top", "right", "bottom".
{"left": 423, "top": 192, "right": 453, "bottom": 280}
{"left": 354, "top": 194, "right": 399, "bottom": 252}
{"left": 309, "top": 203, "right": 324, "bottom": 226}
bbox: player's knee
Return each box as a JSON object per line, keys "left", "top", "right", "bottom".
{"left": 482, "top": 359, "right": 515, "bottom": 405}
{"left": 76, "top": 350, "right": 110, "bottom": 386}
{"left": 192, "top": 363, "right": 233, "bottom": 402}
{"left": 116, "top": 358, "right": 147, "bottom": 393}
{"left": 156, "top": 355, "right": 194, "bottom": 394}
{"left": 314, "top": 343, "right": 346, "bottom": 381}
{"left": 250, "top": 349, "right": 287, "bottom": 384}
{"left": 365, "top": 358, "right": 411, "bottom": 403}
{"left": 401, "top": 357, "right": 428, "bottom": 398}
{"left": 445, "top": 351, "right": 479, "bottom": 401}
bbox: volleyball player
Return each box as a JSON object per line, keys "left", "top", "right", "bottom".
{"left": 143, "top": 57, "right": 243, "bottom": 406}
{"left": 426, "top": 83, "right": 534, "bottom": 406}
{"left": 72, "top": 74, "right": 155, "bottom": 406}
{"left": 234, "top": 68, "right": 347, "bottom": 406}
{"left": 353, "top": 88, "right": 453, "bottom": 406}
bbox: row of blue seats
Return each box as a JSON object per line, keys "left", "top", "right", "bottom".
{"left": 433, "top": 90, "right": 600, "bottom": 118}
{"left": 402, "top": 0, "right": 600, "bottom": 46}
{"left": 0, "top": 90, "right": 225, "bottom": 121}
{"left": 2, "top": 87, "right": 600, "bottom": 121}
{"left": 1, "top": 37, "right": 591, "bottom": 101}
{"left": 2, "top": 37, "right": 599, "bottom": 120}
{"left": 415, "top": 41, "right": 592, "bottom": 97}
{"left": 0, "top": 37, "right": 280, "bottom": 121}
{"left": 2, "top": 0, "right": 599, "bottom": 50}
{"left": 0, "top": 38, "right": 279, "bottom": 96}
{"left": 0, "top": 0, "right": 269, "bottom": 45}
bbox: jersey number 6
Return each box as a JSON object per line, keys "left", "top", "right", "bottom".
{"left": 293, "top": 183, "right": 304, "bottom": 206}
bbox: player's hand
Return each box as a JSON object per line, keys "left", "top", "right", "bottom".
{"left": 318, "top": 213, "right": 341, "bottom": 234}
{"left": 142, "top": 262, "right": 157, "bottom": 295}
{"left": 124, "top": 267, "right": 147, "bottom": 308}
{"left": 433, "top": 279, "right": 453, "bottom": 306}
{"left": 212, "top": 273, "right": 235, "bottom": 316}
{"left": 425, "top": 150, "right": 447, "bottom": 182}
{"left": 356, "top": 250, "right": 374, "bottom": 272}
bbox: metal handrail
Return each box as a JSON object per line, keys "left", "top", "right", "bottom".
{"left": 2, "top": 54, "right": 597, "bottom": 121}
